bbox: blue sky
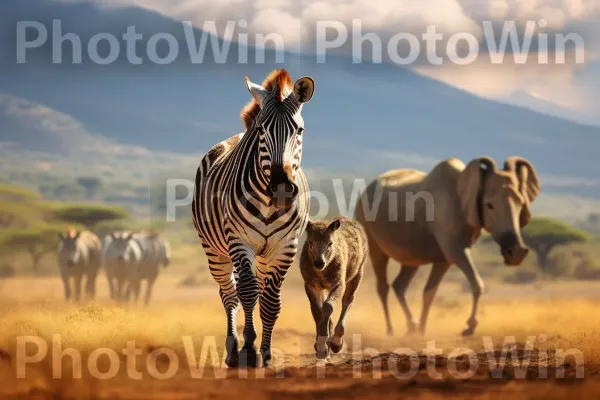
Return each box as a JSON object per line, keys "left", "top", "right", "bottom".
{"left": 54, "top": 0, "right": 600, "bottom": 125}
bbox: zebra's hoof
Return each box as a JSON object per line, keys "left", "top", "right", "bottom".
{"left": 461, "top": 327, "right": 476, "bottom": 337}
{"left": 239, "top": 347, "right": 259, "bottom": 368}
{"left": 330, "top": 338, "right": 344, "bottom": 354}
{"left": 261, "top": 349, "right": 272, "bottom": 367}
{"left": 225, "top": 352, "right": 240, "bottom": 368}
{"left": 316, "top": 349, "right": 330, "bottom": 360}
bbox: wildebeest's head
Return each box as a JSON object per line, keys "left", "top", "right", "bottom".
{"left": 58, "top": 231, "right": 82, "bottom": 267}
{"left": 304, "top": 218, "right": 342, "bottom": 270}
{"left": 457, "top": 156, "right": 540, "bottom": 266}
{"left": 241, "top": 69, "right": 315, "bottom": 210}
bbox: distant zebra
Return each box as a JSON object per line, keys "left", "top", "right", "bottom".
{"left": 57, "top": 229, "right": 102, "bottom": 302}
{"left": 102, "top": 231, "right": 170, "bottom": 305}
{"left": 192, "top": 69, "right": 315, "bottom": 368}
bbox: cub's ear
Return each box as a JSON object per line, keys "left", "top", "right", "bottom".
{"left": 327, "top": 218, "right": 342, "bottom": 232}
{"left": 293, "top": 77, "right": 315, "bottom": 104}
{"left": 125, "top": 232, "right": 134, "bottom": 241}
{"left": 305, "top": 219, "right": 314, "bottom": 233}
{"left": 58, "top": 232, "right": 65, "bottom": 241}
{"left": 73, "top": 232, "right": 81, "bottom": 241}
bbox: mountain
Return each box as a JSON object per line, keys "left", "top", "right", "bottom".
{"left": 1, "top": 0, "right": 599, "bottom": 203}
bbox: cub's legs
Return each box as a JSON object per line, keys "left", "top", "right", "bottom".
{"left": 331, "top": 273, "right": 362, "bottom": 354}
{"left": 316, "top": 284, "right": 344, "bottom": 359}
{"left": 304, "top": 284, "right": 322, "bottom": 339}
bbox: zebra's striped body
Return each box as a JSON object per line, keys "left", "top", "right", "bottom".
{"left": 192, "top": 69, "right": 315, "bottom": 368}
{"left": 102, "top": 231, "right": 170, "bottom": 305}
{"left": 57, "top": 229, "right": 102, "bottom": 302}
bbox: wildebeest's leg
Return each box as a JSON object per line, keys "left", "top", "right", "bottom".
{"left": 419, "top": 262, "right": 450, "bottom": 334}
{"left": 316, "top": 284, "right": 344, "bottom": 360}
{"left": 73, "top": 274, "right": 82, "bottom": 303}
{"left": 453, "top": 249, "right": 484, "bottom": 336}
{"left": 257, "top": 257, "right": 294, "bottom": 367}
{"left": 230, "top": 247, "right": 259, "bottom": 368}
{"left": 392, "top": 265, "right": 419, "bottom": 335}
{"left": 368, "top": 233, "right": 393, "bottom": 336}
{"left": 331, "top": 274, "right": 362, "bottom": 354}
{"left": 304, "top": 284, "right": 322, "bottom": 339}
{"left": 61, "top": 270, "right": 71, "bottom": 302}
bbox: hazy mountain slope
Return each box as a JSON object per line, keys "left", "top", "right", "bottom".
{"left": 0, "top": 0, "right": 599, "bottom": 198}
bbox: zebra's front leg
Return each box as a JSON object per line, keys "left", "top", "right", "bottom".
{"left": 231, "top": 249, "right": 259, "bottom": 368}
{"left": 257, "top": 260, "right": 292, "bottom": 367}
{"left": 73, "top": 274, "right": 83, "bottom": 303}
{"left": 61, "top": 271, "right": 71, "bottom": 302}
{"left": 206, "top": 251, "right": 240, "bottom": 368}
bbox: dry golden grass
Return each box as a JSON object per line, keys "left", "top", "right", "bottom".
{"left": 0, "top": 273, "right": 599, "bottom": 399}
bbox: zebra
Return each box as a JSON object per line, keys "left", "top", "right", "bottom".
{"left": 102, "top": 231, "right": 170, "bottom": 305}
{"left": 192, "top": 69, "right": 315, "bottom": 368}
{"left": 57, "top": 229, "right": 102, "bottom": 302}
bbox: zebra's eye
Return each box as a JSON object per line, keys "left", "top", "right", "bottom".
{"left": 486, "top": 202, "right": 494, "bottom": 210}
{"left": 297, "top": 127, "right": 305, "bottom": 135}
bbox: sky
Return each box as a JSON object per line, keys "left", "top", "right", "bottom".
{"left": 57, "top": 0, "right": 600, "bottom": 124}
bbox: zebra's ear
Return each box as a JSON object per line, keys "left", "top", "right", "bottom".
{"left": 293, "top": 77, "right": 315, "bottom": 104}
{"left": 125, "top": 232, "right": 134, "bottom": 241}
{"left": 244, "top": 76, "right": 269, "bottom": 108}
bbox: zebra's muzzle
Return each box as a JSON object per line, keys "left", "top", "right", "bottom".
{"left": 269, "top": 182, "right": 298, "bottom": 210}
{"left": 268, "top": 167, "right": 298, "bottom": 210}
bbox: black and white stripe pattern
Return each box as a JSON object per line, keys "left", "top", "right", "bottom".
{"left": 102, "top": 231, "right": 170, "bottom": 305}
{"left": 192, "top": 69, "right": 315, "bottom": 368}
{"left": 57, "top": 230, "right": 102, "bottom": 303}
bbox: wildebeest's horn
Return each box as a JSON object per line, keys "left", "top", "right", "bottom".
{"left": 477, "top": 156, "right": 497, "bottom": 173}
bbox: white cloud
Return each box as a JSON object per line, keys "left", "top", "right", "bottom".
{"left": 57, "top": 0, "right": 600, "bottom": 116}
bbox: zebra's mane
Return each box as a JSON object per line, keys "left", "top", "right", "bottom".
{"left": 240, "top": 69, "right": 294, "bottom": 130}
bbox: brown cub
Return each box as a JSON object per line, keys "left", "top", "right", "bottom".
{"left": 300, "top": 217, "right": 368, "bottom": 359}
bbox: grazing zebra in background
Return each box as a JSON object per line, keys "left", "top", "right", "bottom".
{"left": 57, "top": 229, "right": 102, "bottom": 302}
{"left": 192, "top": 69, "right": 315, "bottom": 368}
{"left": 102, "top": 231, "right": 170, "bottom": 305}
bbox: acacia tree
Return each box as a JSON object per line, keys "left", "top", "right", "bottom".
{"left": 521, "top": 218, "right": 589, "bottom": 273}
{"left": 0, "top": 225, "right": 64, "bottom": 273}
{"left": 76, "top": 177, "right": 103, "bottom": 199}
{"left": 53, "top": 204, "right": 128, "bottom": 229}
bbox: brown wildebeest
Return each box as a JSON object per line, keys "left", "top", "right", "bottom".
{"left": 355, "top": 156, "right": 540, "bottom": 336}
